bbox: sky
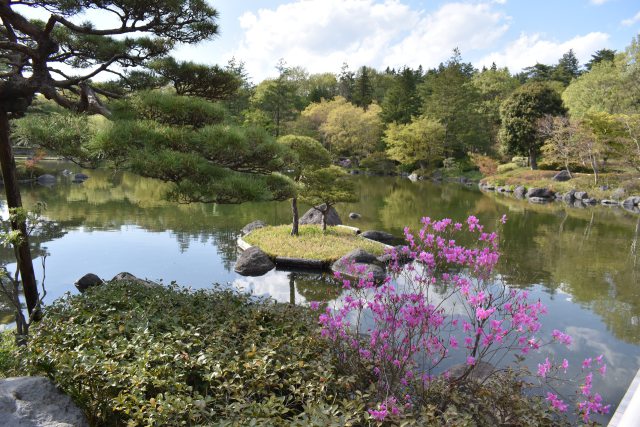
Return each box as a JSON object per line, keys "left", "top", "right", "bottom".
{"left": 172, "top": 0, "right": 640, "bottom": 82}
{"left": 14, "top": 0, "right": 640, "bottom": 83}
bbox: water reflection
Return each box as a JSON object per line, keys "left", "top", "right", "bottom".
{"left": 1, "top": 165, "right": 639, "bottom": 420}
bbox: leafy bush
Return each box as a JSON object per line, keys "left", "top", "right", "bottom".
{"left": 21, "top": 282, "right": 367, "bottom": 426}
{"left": 0, "top": 331, "right": 19, "bottom": 377}
{"left": 497, "top": 162, "right": 520, "bottom": 173}
{"left": 469, "top": 153, "right": 498, "bottom": 176}
{"left": 359, "top": 152, "right": 396, "bottom": 174}
{"left": 512, "top": 156, "right": 529, "bottom": 167}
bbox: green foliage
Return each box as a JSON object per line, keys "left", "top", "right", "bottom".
{"left": 0, "top": 331, "right": 19, "bottom": 377}
{"left": 497, "top": 162, "right": 520, "bottom": 173}
{"left": 359, "top": 152, "right": 396, "bottom": 174}
{"left": 20, "top": 282, "right": 369, "bottom": 425}
{"left": 116, "top": 91, "right": 227, "bottom": 128}
{"left": 380, "top": 67, "right": 423, "bottom": 124}
{"left": 277, "top": 135, "right": 331, "bottom": 181}
{"left": 244, "top": 225, "right": 385, "bottom": 262}
{"left": 385, "top": 115, "right": 445, "bottom": 168}
{"left": 499, "top": 82, "right": 566, "bottom": 168}
{"left": 149, "top": 57, "right": 241, "bottom": 101}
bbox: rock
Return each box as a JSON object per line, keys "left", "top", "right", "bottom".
{"left": 234, "top": 247, "right": 274, "bottom": 276}
{"left": 552, "top": 170, "right": 572, "bottom": 181}
{"left": 525, "top": 188, "right": 555, "bottom": 199}
{"left": 555, "top": 192, "right": 564, "bottom": 200}
{"left": 60, "top": 169, "right": 74, "bottom": 176}
{"left": 601, "top": 199, "right": 619, "bottom": 206}
{"left": 332, "top": 249, "right": 386, "bottom": 283}
{"left": 449, "top": 361, "right": 495, "bottom": 382}
{"left": 349, "top": 212, "right": 361, "bottom": 219}
{"left": 584, "top": 198, "right": 598, "bottom": 205}
{"left": 513, "top": 185, "right": 527, "bottom": 199}
{"left": 110, "top": 272, "right": 158, "bottom": 288}
{"left": 241, "top": 220, "right": 267, "bottom": 235}
{"left": 36, "top": 174, "right": 56, "bottom": 184}
{"left": 74, "top": 173, "right": 88, "bottom": 181}
{"left": 563, "top": 189, "right": 576, "bottom": 203}
{"left": 299, "top": 204, "right": 342, "bottom": 226}
{"left": 361, "top": 230, "right": 396, "bottom": 244}
{"left": 0, "top": 376, "right": 89, "bottom": 427}
{"left": 573, "top": 191, "right": 589, "bottom": 200}
{"left": 74, "top": 273, "right": 103, "bottom": 293}
{"left": 622, "top": 196, "right": 640, "bottom": 208}
{"left": 529, "top": 197, "right": 551, "bottom": 204}
{"left": 611, "top": 187, "right": 626, "bottom": 201}
{"left": 408, "top": 173, "right": 419, "bottom": 182}
{"left": 572, "top": 200, "right": 587, "bottom": 209}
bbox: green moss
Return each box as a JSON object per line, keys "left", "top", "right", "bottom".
{"left": 244, "top": 225, "right": 387, "bottom": 262}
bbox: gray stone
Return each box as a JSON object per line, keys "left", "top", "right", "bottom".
{"left": 449, "top": 361, "right": 495, "bottom": 382}
{"left": 60, "top": 169, "right": 73, "bottom": 176}
{"left": 611, "top": 187, "right": 626, "bottom": 201}
{"left": 601, "top": 199, "right": 619, "bottom": 206}
{"left": 526, "top": 188, "right": 555, "bottom": 199}
{"left": 574, "top": 191, "right": 589, "bottom": 200}
{"left": 36, "top": 174, "right": 56, "bottom": 184}
{"left": 332, "top": 249, "right": 386, "bottom": 282}
{"left": 74, "top": 273, "right": 103, "bottom": 293}
{"left": 513, "top": 185, "right": 527, "bottom": 199}
{"left": 299, "top": 204, "right": 342, "bottom": 226}
{"left": 234, "top": 247, "right": 275, "bottom": 276}
{"left": 241, "top": 220, "right": 267, "bottom": 235}
{"left": 349, "top": 212, "right": 361, "bottom": 219}
{"left": 529, "top": 197, "right": 551, "bottom": 204}
{"left": 572, "top": 200, "right": 587, "bottom": 209}
{"left": 622, "top": 196, "right": 640, "bottom": 208}
{"left": 110, "top": 272, "right": 158, "bottom": 288}
{"left": 0, "top": 376, "right": 89, "bottom": 427}
{"left": 408, "top": 173, "right": 419, "bottom": 182}
{"left": 552, "top": 170, "right": 572, "bottom": 181}
{"left": 74, "top": 173, "right": 89, "bottom": 181}
{"left": 361, "top": 230, "right": 396, "bottom": 244}
{"left": 563, "top": 189, "right": 576, "bottom": 203}
{"left": 584, "top": 198, "right": 598, "bottom": 205}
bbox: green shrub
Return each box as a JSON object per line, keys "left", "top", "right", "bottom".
{"left": 359, "top": 152, "right": 396, "bottom": 174}
{"left": 497, "top": 162, "right": 519, "bottom": 173}
{"left": 0, "top": 330, "right": 19, "bottom": 377}
{"left": 22, "top": 282, "right": 368, "bottom": 426}
{"left": 511, "top": 156, "right": 529, "bottom": 167}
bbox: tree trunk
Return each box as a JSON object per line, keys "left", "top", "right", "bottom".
{"left": 0, "top": 110, "right": 40, "bottom": 318}
{"left": 529, "top": 147, "right": 538, "bottom": 170}
{"left": 322, "top": 210, "right": 327, "bottom": 232}
{"left": 290, "top": 197, "right": 299, "bottom": 236}
{"left": 590, "top": 154, "right": 599, "bottom": 185}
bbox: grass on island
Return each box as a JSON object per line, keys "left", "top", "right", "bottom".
{"left": 244, "top": 224, "right": 387, "bottom": 262}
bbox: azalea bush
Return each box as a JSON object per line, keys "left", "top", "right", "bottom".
{"left": 314, "top": 215, "right": 609, "bottom": 424}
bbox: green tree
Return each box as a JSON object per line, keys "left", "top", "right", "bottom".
{"left": 300, "top": 166, "right": 357, "bottom": 231}
{"left": 305, "top": 73, "right": 339, "bottom": 103}
{"left": 614, "top": 114, "right": 640, "bottom": 172}
{"left": 552, "top": 49, "right": 582, "bottom": 86}
{"left": 420, "top": 50, "right": 491, "bottom": 157}
{"left": 278, "top": 135, "right": 331, "bottom": 235}
{"left": 337, "top": 63, "right": 355, "bottom": 102}
{"left": 577, "top": 111, "right": 620, "bottom": 184}
{"left": 539, "top": 115, "right": 581, "bottom": 176}
{"left": 380, "top": 67, "right": 423, "bottom": 124}
{"left": 585, "top": 48, "right": 616, "bottom": 71}
{"left": 384, "top": 116, "right": 445, "bottom": 169}
{"left": 250, "top": 60, "right": 301, "bottom": 137}
{"left": 0, "top": 0, "right": 218, "bottom": 319}
{"left": 149, "top": 57, "right": 240, "bottom": 101}
{"left": 499, "top": 82, "right": 566, "bottom": 169}
{"left": 352, "top": 66, "right": 374, "bottom": 110}
{"left": 319, "top": 102, "right": 383, "bottom": 160}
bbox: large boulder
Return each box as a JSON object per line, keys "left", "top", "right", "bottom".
{"left": 36, "top": 174, "right": 56, "bottom": 184}
{"left": 331, "top": 249, "right": 386, "bottom": 283}
{"left": 241, "top": 220, "right": 267, "bottom": 236}
{"left": 552, "top": 170, "right": 572, "bottom": 181}
{"left": 0, "top": 376, "right": 89, "bottom": 427}
{"left": 622, "top": 196, "right": 640, "bottom": 208}
{"left": 513, "top": 185, "right": 527, "bottom": 199}
{"left": 234, "top": 247, "right": 275, "bottom": 276}
{"left": 299, "top": 205, "right": 342, "bottom": 226}
{"left": 573, "top": 191, "right": 589, "bottom": 200}
{"left": 110, "top": 272, "right": 158, "bottom": 288}
{"left": 74, "top": 273, "right": 103, "bottom": 293}
{"left": 361, "top": 230, "right": 396, "bottom": 244}
{"left": 349, "top": 212, "right": 361, "bottom": 219}
{"left": 563, "top": 189, "right": 576, "bottom": 203}
{"left": 525, "top": 188, "right": 555, "bottom": 199}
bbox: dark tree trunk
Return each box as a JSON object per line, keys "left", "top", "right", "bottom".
{"left": 322, "top": 209, "right": 327, "bottom": 232}
{"left": 529, "top": 147, "right": 538, "bottom": 170}
{"left": 290, "top": 197, "right": 299, "bottom": 236}
{"left": 0, "top": 110, "right": 40, "bottom": 318}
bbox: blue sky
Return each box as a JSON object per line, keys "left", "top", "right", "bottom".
{"left": 170, "top": 0, "right": 640, "bottom": 82}
{"left": 14, "top": 0, "right": 640, "bottom": 82}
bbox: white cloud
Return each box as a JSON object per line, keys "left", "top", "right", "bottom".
{"left": 622, "top": 11, "right": 640, "bottom": 26}
{"left": 229, "top": 0, "right": 510, "bottom": 81}
{"left": 478, "top": 31, "right": 610, "bottom": 72}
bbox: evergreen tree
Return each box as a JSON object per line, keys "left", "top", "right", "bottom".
{"left": 585, "top": 49, "right": 616, "bottom": 70}
{"left": 352, "top": 66, "right": 374, "bottom": 110}
{"left": 380, "top": 67, "right": 422, "bottom": 124}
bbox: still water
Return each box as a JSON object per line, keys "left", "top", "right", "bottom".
{"left": 1, "top": 164, "right": 639, "bottom": 422}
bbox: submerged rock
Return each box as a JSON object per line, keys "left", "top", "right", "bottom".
{"left": 36, "top": 174, "right": 56, "bottom": 184}
{"left": 241, "top": 220, "right": 267, "bottom": 236}
{"left": 234, "top": 247, "right": 274, "bottom": 276}
{"left": 349, "top": 212, "right": 361, "bottom": 219}
{"left": 74, "top": 273, "right": 103, "bottom": 293}
{"left": 331, "top": 249, "right": 386, "bottom": 283}
{"left": 299, "top": 204, "right": 342, "bottom": 226}
{"left": 0, "top": 376, "right": 89, "bottom": 427}
{"left": 526, "top": 188, "right": 555, "bottom": 199}
{"left": 513, "top": 185, "right": 527, "bottom": 199}
{"left": 361, "top": 230, "right": 396, "bottom": 244}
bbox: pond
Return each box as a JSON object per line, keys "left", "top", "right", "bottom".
{"left": 1, "top": 163, "right": 639, "bottom": 423}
